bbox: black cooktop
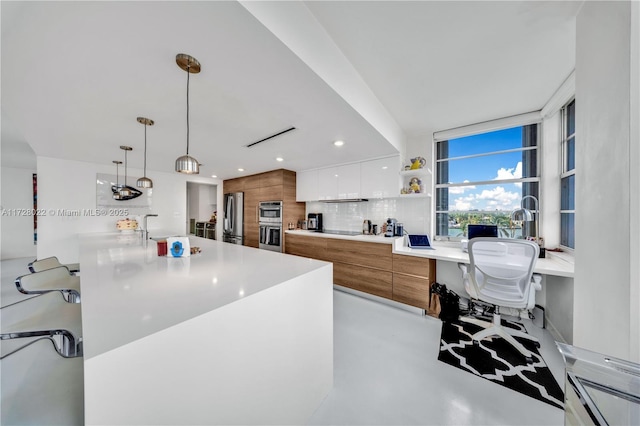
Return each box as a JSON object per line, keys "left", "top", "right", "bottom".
{"left": 321, "top": 230, "right": 362, "bottom": 236}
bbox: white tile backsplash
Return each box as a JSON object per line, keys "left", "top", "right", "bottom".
{"left": 306, "top": 197, "right": 430, "bottom": 235}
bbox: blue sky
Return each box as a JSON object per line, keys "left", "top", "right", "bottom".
{"left": 445, "top": 127, "right": 525, "bottom": 212}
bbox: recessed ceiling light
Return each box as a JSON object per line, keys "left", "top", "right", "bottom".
{"left": 276, "top": 157, "right": 284, "bottom": 162}
{"left": 238, "top": 168, "right": 244, "bottom": 172}
{"left": 382, "top": 166, "right": 388, "bottom": 170}
{"left": 211, "top": 175, "right": 217, "bottom": 178}
{"left": 333, "top": 140, "right": 344, "bottom": 147}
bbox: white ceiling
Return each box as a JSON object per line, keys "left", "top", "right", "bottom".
{"left": 1, "top": 1, "right": 579, "bottom": 180}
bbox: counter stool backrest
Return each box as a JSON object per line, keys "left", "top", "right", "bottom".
{"left": 29, "top": 256, "right": 79, "bottom": 274}
{"left": 15, "top": 267, "right": 81, "bottom": 303}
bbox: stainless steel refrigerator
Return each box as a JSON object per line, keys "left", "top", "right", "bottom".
{"left": 223, "top": 192, "right": 244, "bottom": 245}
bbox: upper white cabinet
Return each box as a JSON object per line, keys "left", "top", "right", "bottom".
{"left": 296, "top": 155, "right": 401, "bottom": 201}
{"left": 296, "top": 170, "right": 318, "bottom": 201}
{"left": 317, "top": 167, "right": 339, "bottom": 200}
{"left": 360, "top": 156, "right": 401, "bottom": 198}
{"left": 337, "top": 163, "right": 361, "bottom": 199}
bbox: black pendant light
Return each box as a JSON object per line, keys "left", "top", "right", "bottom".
{"left": 112, "top": 160, "right": 123, "bottom": 200}
{"left": 136, "top": 117, "right": 154, "bottom": 188}
{"left": 119, "top": 146, "right": 133, "bottom": 197}
{"left": 175, "top": 53, "right": 201, "bottom": 174}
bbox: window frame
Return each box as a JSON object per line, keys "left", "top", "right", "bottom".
{"left": 560, "top": 98, "right": 576, "bottom": 251}
{"left": 433, "top": 123, "right": 541, "bottom": 241}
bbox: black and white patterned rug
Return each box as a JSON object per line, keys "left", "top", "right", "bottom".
{"left": 438, "top": 318, "right": 564, "bottom": 409}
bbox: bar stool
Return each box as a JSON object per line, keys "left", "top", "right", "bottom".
{"left": 1, "top": 291, "right": 83, "bottom": 357}
{"left": 1, "top": 338, "right": 84, "bottom": 425}
{"left": 29, "top": 256, "right": 80, "bottom": 274}
{"left": 15, "top": 266, "right": 81, "bottom": 303}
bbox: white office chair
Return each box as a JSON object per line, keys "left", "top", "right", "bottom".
{"left": 458, "top": 237, "right": 542, "bottom": 361}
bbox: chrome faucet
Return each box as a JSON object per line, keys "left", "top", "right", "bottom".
{"left": 142, "top": 214, "right": 158, "bottom": 240}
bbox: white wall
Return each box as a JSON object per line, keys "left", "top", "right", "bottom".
{"left": 37, "top": 157, "right": 221, "bottom": 264}
{"left": 540, "top": 111, "right": 562, "bottom": 249}
{"left": 574, "top": 1, "right": 638, "bottom": 361}
{"left": 0, "top": 167, "right": 37, "bottom": 259}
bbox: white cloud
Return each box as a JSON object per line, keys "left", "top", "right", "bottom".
{"left": 449, "top": 180, "right": 476, "bottom": 194}
{"left": 453, "top": 195, "right": 475, "bottom": 211}
{"left": 495, "top": 162, "right": 523, "bottom": 187}
{"left": 476, "top": 186, "right": 520, "bottom": 210}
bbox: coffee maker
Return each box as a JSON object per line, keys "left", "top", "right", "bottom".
{"left": 307, "top": 213, "right": 323, "bottom": 232}
{"left": 385, "top": 218, "right": 397, "bottom": 237}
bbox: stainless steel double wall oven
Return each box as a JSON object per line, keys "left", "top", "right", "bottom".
{"left": 259, "top": 201, "right": 283, "bottom": 252}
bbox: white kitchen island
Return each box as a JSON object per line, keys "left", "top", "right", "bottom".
{"left": 78, "top": 232, "right": 333, "bottom": 425}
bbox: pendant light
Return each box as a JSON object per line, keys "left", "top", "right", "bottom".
{"left": 136, "top": 117, "right": 154, "bottom": 188}
{"left": 112, "top": 160, "right": 123, "bottom": 200}
{"left": 119, "top": 146, "right": 133, "bottom": 197}
{"left": 175, "top": 53, "right": 201, "bottom": 174}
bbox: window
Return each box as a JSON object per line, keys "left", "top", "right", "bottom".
{"left": 560, "top": 99, "right": 575, "bottom": 249}
{"left": 435, "top": 124, "right": 539, "bottom": 240}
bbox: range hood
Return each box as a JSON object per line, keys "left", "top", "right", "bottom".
{"left": 320, "top": 198, "right": 369, "bottom": 203}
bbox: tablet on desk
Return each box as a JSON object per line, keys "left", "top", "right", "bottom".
{"left": 408, "top": 234, "right": 434, "bottom": 250}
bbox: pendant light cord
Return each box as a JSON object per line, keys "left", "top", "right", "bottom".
{"left": 143, "top": 124, "right": 147, "bottom": 175}
{"left": 186, "top": 61, "right": 190, "bottom": 156}
{"left": 124, "top": 150, "right": 127, "bottom": 186}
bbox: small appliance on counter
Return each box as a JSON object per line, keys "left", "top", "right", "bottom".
{"left": 362, "top": 220, "right": 372, "bottom": 234}
{"left": 394, "top": 222, "right": 404, "bottom": 236}
{"left": 385, "top": 218, "right": 397, "bottom": 237}
{"left": 307, "top": 213, "right": 323, "bottom": 232}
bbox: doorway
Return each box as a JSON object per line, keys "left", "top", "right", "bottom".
{"left": 186, "top": 182, "right": 218, "bottom": 240}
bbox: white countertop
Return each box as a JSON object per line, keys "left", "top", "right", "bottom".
{"left": 79, "top": 232, "right": 330, "bottom": 359}
{"left": 284, "top": 230, "right": 574, "bottom": 278}
{"left": 285, "top": 229, "right": 399, "bottom": 244}
{"left": 392, "top": 238, "right": 575, "bottom": 278}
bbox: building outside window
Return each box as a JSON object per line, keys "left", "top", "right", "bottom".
{"left": 435, "top": 124, "right": 540, "bottom": 240}
{"left": 561, "top": 99, "right": 575, "bottom": 249}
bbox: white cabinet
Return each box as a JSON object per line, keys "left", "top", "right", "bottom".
{"left": 337, "top": 163, "right": 360, "bottom": 199}
{"left": 361, "top": 156, "right": 401, "bottom": 198}
{"left": 317, "top": 167, "right": 338, "bottom": 200}
{"left": 296, "top": 170, "right": 318, "bottom": 201}
{"left": 297, "top": 155, "right": 401, "bottom": 201}
{"left": 316, "top": 164, "right": 361, "bottom": 200}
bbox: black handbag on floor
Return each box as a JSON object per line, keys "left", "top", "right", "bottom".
{"left": 431, "top": 283, "right": 460, "bottom": 322}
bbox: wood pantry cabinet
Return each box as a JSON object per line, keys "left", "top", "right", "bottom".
{"left": 284, "top": 233, "right": 436, "bottom": 310}
{"left": 224, "top": 170, "right": 305, "bottom": 249}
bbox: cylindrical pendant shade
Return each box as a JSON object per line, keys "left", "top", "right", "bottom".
{"left": 136, "top": 177, "right": 153, "bottom": 188}
{"left": 175, "top": 155, "right": 200, "bottom": 174}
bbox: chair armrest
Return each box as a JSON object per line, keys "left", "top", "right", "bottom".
{"left": 532, "top": 273, "right": 542, "bottom": 291}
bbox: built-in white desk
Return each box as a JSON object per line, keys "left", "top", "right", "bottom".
{"left": 392, "top": 237, "right": 575, "bottom": 343}
{"left": 392, "top": 239, "right": 575, "bottom": 278}
{"left": 79, "top": 232, "right": 333, "bottom": 425}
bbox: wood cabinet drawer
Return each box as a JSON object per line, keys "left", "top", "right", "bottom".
{"left": 392, "top": 273, "right": 431, "bottom": 309}
{"left": 392, "top": 254, "right": 435, "bottom": 280}
{"left": 334, "top": 262, "right": 392, "bottom": 299}
{"left": 326, "top": 240, "right": 392, "bottom": 270}
{"left": 284, "top": 234, "right": 328, "bottom": 261}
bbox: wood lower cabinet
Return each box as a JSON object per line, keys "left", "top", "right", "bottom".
{"left": 284, "top": 233, "right": 329, "bottom": 261}
{"left": 333, "top": 262, "right": 392, "bottom": 299}
{"left": 325, "top": 239, "right": 393, "bottom": 270}
{"left": 285, "top": 233, "right": 437, "bottom": 310}
{"left": 392, "top": 254, "right": 435, "bottom": 309}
